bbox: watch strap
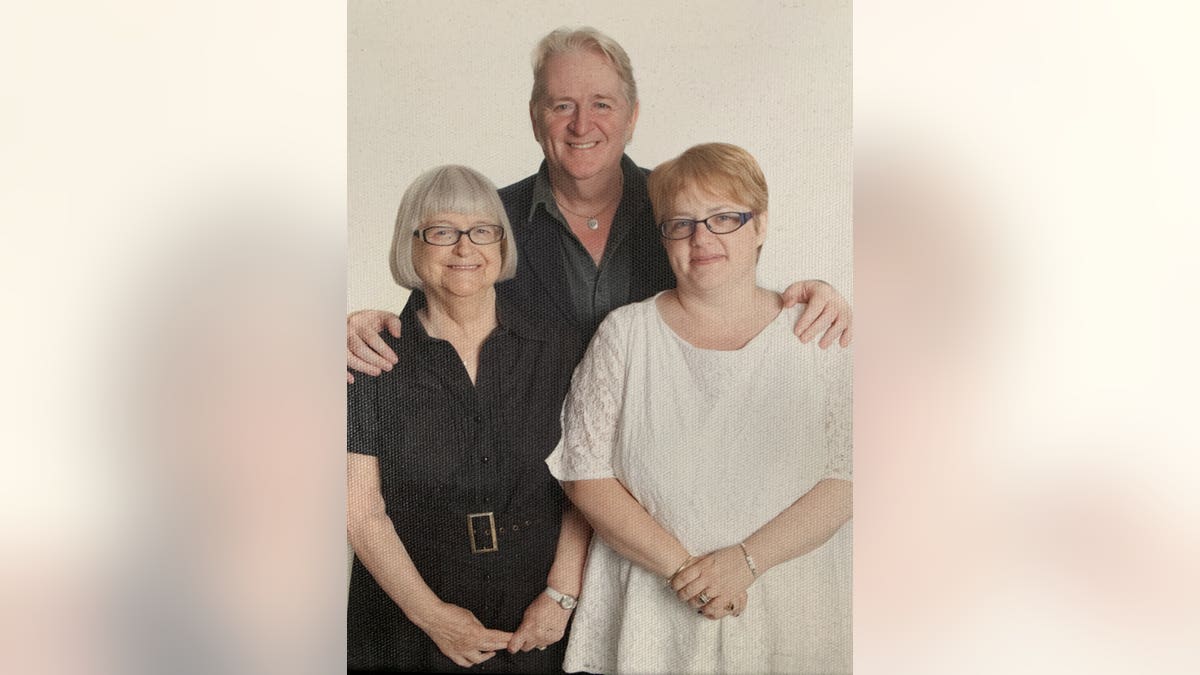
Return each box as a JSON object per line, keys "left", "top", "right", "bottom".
{"left": 543, "top": 586, "right": 577, "bottom": 610}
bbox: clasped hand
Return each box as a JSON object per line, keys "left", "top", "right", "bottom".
{"left": 670, "top": 546, "right": 756, "bottom": 620}
{"left": 414, "top": 601, "right": 513, "bottom": 668}
{"left": 416, "top": 593, "right": 570, "bottom": 668}
{"left": 507, "top": 590, "right": 571, "bottom": 653}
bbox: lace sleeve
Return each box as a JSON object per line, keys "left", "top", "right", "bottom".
{"left": 820, "top": 345, "right": 853, "bottom": 481}
{"left": 546, "top": 312, "right": 627, "bottom": 481}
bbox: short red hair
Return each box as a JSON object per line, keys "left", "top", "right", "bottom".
{"left": 647, "top": 142, "right": 769, "bottom": 225}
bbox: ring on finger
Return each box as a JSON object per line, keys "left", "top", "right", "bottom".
{"left": 698, "top": 592, "right": 711, "bottom": 605}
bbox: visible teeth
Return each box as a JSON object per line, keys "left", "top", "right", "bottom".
{"left": 569, "top": 142, "right": 597, "bottom": 149}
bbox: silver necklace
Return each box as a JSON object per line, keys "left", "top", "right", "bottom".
{"left": 554, "top": 175, "right": 623, "bottom": 231}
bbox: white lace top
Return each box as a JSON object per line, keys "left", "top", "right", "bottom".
{"left": 547, "top": 294, "right": 852, "bottom": 674}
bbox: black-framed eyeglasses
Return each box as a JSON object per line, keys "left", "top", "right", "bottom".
{"left": 413, "top": 224, "right": 506, "bottom": 246}
{"left": 658, "top": 212, "right": 753, "bottom": 240}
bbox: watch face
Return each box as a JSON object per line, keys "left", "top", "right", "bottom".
{"left": 560, "top": 596, "right": 577, "bottom": 610}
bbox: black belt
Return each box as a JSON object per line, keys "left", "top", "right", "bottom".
{"left": 468, "top": 512, "right": 551, "bottom": 554}
{"left": 392, "top": 503, "right": 559, "bottom": 559}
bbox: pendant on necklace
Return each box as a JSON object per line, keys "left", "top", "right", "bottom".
{"left": 586, "top": 217, "right": 599, "bottom": 230}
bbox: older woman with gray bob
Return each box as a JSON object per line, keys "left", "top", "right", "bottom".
{"left": 347, "top": 165, "right": 590, "bottom": 673}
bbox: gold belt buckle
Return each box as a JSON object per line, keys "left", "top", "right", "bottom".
{"left": 468, "top": 512, "right": 499, "bottom": 554}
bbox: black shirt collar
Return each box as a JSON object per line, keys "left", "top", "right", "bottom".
{"left": 398, "top": 291, "right": 548, "bottom": 345}
{"left": 528, "top": 153, "right": 642, "bottom": 224}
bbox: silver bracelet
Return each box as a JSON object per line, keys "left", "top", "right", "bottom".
{"left": 739, "top": 541, "right": 759, "bottom": 578}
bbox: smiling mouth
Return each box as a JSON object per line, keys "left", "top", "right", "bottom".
{"left": 691, "top": 254, "right": 725, "bottom": 265}
{"left": 568, "top": 141, "right": 598, "bottom": 149}
{"left": 447, "top": 264, "right": 481, "bottom": 270}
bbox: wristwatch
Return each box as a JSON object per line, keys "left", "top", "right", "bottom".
{"left": 543, "top": 586, "right": 578, "bottom": 610}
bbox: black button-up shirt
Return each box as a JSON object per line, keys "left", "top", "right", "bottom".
{"left": 347, "top": 297, "right": 582, "bottom": 671}
{"left": 528, "top": 155, "right": 647, "bottom": 333}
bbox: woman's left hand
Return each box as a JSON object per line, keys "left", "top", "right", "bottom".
{"left": 507, "top": 591, "right": 571, "bottom": 653}
{"left": 671, "top": 546, "right": 756, "bottom": 619}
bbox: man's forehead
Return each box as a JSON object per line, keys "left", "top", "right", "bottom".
{"left": 543, "top": 78, "right": 623, "bottom": 103}
{"left": 544, "top": 89, "right": 618, "bottom": 101}
{"left": 543, "top": 52, "right": 620, "bottom": 87}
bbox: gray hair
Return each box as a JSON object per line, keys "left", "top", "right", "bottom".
{"left": 530, "top": 26, "right": 638, "bottom": 107}
{"left": 389, "top": 165, "right": 517, "bottom": 290}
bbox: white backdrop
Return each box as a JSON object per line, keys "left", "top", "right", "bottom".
{"left": 348, "top": 0, "right": 851, "bottom": 312}
{"left": 14, "top": 2, "right": 1200, "bottom": 673}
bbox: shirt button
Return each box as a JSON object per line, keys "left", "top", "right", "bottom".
{"left": 481, "top": 456, "right": 490, "bottom": 463}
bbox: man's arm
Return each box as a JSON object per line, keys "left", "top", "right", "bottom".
{"left": 346, "top": 310, "right": 402, "bottom": 383}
